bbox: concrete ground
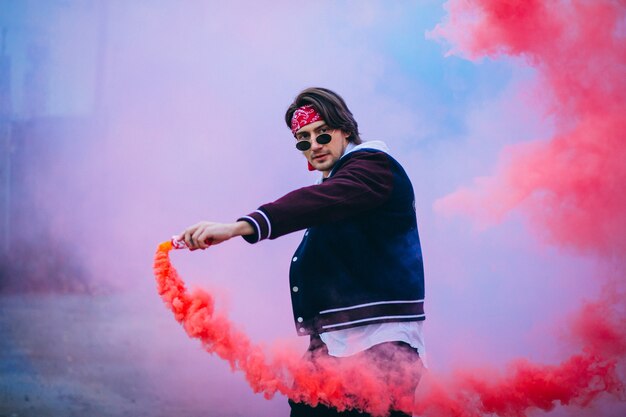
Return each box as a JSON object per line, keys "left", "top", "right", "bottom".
{"left": 0, "top": 293, "right": 288, "bottom": 417}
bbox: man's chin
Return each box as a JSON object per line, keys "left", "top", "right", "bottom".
{"left": 312, "top": 161, "right": 332, "bottom": 172}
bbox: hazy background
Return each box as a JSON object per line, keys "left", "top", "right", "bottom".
{"left": 0, "top": 1, "right": 622, "bottom": 416}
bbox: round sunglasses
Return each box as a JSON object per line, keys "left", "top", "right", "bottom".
{"left": 295, "top": 133, "right": 333, "bottom": 151}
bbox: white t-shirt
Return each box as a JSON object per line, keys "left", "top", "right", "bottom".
{"left": 319, "top": 321, "right": 427, "bottom": 366}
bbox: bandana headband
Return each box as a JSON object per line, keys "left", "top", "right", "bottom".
{"left": 291, "top": 104, "right": 322, "bottom": 135}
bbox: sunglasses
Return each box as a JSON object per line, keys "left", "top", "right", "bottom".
{"left": 295, "top": 132, "right": 333, "bottom": 151}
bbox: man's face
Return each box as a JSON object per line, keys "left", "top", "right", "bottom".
{"left": 295, "top": 120, "right": 350, "bottom": 177}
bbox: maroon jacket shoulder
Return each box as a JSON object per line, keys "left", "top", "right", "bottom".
{"left": 238, "top": 150, "right": 393, "bottom": 243}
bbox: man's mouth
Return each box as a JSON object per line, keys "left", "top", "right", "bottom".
{"left": 312, "top": 153, "right": 328, "bottom": 161}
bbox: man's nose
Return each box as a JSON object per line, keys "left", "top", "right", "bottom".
{"left": 311, "top": 136, "right": 324, "bottom": 150}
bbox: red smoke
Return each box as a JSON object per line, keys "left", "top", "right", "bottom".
{"left": 154, "top": 242, "right": 624, "bottom": 416}
{"left": 431, "top": 0, "right": 626, "bottom": 257}
{"left": 415, "top": 287, "right": 625, "bottom": 416}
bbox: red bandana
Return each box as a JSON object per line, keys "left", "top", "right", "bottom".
{"left": 290, "top": 104, "right": 322, "bottom": 135}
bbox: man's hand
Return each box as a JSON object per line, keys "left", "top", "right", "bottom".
{"left": 178, "top": 221, "right": 253, "bottom": 250}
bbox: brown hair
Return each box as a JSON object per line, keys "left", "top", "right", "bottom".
{"left": 285, "top": 87, "right": 362, "bottom": 144}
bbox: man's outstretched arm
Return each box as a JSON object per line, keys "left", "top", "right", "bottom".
{"left": 179, "top": 151, "right": 393, "bottom": 248}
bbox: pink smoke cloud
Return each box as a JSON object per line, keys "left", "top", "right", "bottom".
{"left": 430, "top": 0, "right": 626, "bottom": 258}
{"left": 421, "top": 1, "right": 626, "bottom": 415}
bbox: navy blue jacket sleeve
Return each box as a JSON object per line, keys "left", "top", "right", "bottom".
{"left": 237, "top": 151, "right": 393, "bottom": 243}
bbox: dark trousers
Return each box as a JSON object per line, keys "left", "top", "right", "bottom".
{"left": 289, "top": 335, "right": 422, "bottom": 417}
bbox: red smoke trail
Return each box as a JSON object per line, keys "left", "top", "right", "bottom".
{"left": 414, "top": 299, "right": 625, "bottom": 417}
{"left": 154, "top": 241, "right": 623, "bottom": 416}
{"left": 153, "top": 241, "right": 422, "bottom": 417}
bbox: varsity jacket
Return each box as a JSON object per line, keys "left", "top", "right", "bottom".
{"left": 238, "top": 141, "right": 425, "bottom": 336}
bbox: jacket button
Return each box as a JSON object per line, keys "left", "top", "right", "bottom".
{"left": 292, "top": 256, "right": 298, "bottom": 262}
{"left": 297, "top": 317, "right": 303, "bottom": 323}
{"left": 292, "top": 286, "right": 299, "bottom": 292}
{"left": 299, "top": 327, "right": 305, "bottom": 333}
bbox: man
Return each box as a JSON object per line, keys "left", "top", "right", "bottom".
{"left": 180, "top": 87, "right": 426, "bottom": 416}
